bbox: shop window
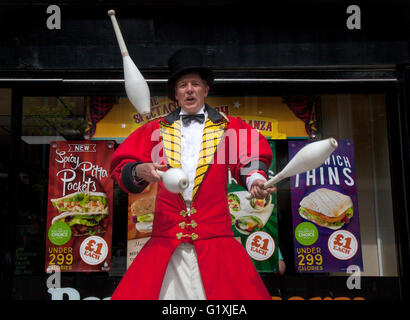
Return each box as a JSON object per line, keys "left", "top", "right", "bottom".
{"left": 6, "top": 92, "right": 401, "bottom": 300}
{"left": 321, "top": 94, "right": 397, "bottom": 277}
{"left": 10, "top": 96, "right": 126, "bottom": 300}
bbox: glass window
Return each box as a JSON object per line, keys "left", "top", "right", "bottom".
{"left": 5, "top": 88, "right": 402, "bottom": 300}
{"left": 11, "top": 96, "right": 127, "bottom": 300}
{"left": 320, "top": 94, "right": 397, "bottom": 277}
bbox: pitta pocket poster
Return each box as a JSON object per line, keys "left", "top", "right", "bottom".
{"left": 289, "top": 139, "right": 363, "bottom": 273}
{"left": 45, "top": 141, "right": 114, "bottom": 272}
{"left": 228, "top": 140, "right": 279, "bottom": 272}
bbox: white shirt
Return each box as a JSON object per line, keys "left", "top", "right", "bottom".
{"left": 179, "top": 106, "right": 207, "bottom": 201}
{"left": 179, "top": 106, "right": 266, "bottom": 202}
{"left": 160, "top": 106, "right": 267, "bottom": 300}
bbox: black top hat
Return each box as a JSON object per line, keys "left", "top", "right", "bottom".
{"left": 167, "top": 48, "right": 214, "bottom": 101}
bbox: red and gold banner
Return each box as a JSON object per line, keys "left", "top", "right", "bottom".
{"left": 45, "top": 141, "right": 114, "bottom": 272}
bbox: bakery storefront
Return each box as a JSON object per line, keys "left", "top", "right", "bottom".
{"left": 0, "top": 2, "right": 409, "bottom": 301}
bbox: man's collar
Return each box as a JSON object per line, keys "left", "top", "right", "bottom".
{"left": 164, "top": 104, "right": 224, "bottom": 124}
{"left": 205, "top": 104, "right": 225, "bottom": 123}
{"left": 179, "top": 105, "right": 206, "bottom": 115}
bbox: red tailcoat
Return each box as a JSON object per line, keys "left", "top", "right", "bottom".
{"left": 110, "top": 105, "right": 272, "bottom": 300}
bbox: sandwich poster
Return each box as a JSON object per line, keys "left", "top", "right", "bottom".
{"left": 228, "top": 140, "right": 279, "bottom": 273}
{"left": 126, "top": 183, "right": 157, "bottom": 269}
{"left": 45, "top": 141, "right": 114, "bottom": 272}
{"left": 289, "top": 139, "right": 363, "bottom": 273}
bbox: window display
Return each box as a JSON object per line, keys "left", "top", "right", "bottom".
{"left": 1, "top": 91, "right": 402, "bottom": 299}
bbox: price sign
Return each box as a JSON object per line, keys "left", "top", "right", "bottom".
{"left": 245, "top": 231, "right": 275, "bottom": 261}
{"left": 328, "top": 230, "right": 358, "bottom": 260}
{"left": 80, "top": 236, "right": 109, "bottom": 265}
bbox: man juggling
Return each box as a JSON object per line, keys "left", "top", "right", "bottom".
{"left": 110, "top": 48, "right": 276, "bottom": 300}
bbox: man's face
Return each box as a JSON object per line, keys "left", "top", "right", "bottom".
{"left": 174, "top": 72, "right": 209, "bottom": 114}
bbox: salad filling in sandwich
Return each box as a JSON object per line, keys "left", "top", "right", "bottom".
{"left": 51, "top": 192, "right": 109, "bottom": 214}
{"left": 235, "top": 215, "right": 264, "bottom": 235}
{"left": 227, "top": 193, "right": 241, "bottom": 212}
{"left": 298, "top": 188, "right": 353, "bottom": 230}
{"left": 50, "top": 192, "right": 109, "bottom": 237}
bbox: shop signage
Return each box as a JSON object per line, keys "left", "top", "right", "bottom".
{"left": 289, "top": 139, "right": 363, "bottom": 273}
{"left": 45, "top": 140, "right": 114, "bottom": 272}
{"left": 92, "top": 97, "right": 307, "bottom": 140}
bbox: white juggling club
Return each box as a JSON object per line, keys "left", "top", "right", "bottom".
{"left": 108, "top": 10, "right": 151, "bottom": 115}
{"left": 246, "top": 137, "right": 338, "bottom": 199}
{"left": 156, "top": 168, "right": 189, "bottom": 194}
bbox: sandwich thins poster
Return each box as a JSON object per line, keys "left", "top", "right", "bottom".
{"left": 45, "top": 141, "right": 114, "bottom": 272}
{"left": 289, "top": 139, "right": 363, "bottom": 273}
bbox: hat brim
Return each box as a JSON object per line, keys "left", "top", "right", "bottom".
{"left": 167, "top": 67, "right": 214, "bottom": 101}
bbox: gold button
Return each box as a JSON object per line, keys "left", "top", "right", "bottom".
{"left": 176, "top": 232, "right": 199, "bottom": 241}
{"left": 180, "top": 208, "right": 196, "bottom": 217}
{"left": 178, "top": 220, "right": 197, "bottom": 229}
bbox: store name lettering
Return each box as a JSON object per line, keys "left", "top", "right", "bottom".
{"left": 46, "top": 266, "right": 110, "bottom": 300}
{"left": 247, "top": 119, "right": 273, "bottom": 132}
{"left": 46, "top": 287, "right": 366, "bottom": 301}
{"left": 295, "top": 154, "right": 354, "bottom": 188}
{"left": 55, "top": 150, "right": 108, "bottom": 196}
{"left": 47, "top": 287, "right": 111, "bottom": 300}
{"left": 133, "top": 100, "right": 178, "bottom": 124}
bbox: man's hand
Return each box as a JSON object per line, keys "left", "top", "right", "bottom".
{"left": 250, "top": 179, "right": 277, "bottom": 200}
{"left": 135, "top": 163, "right": 168, "bottom": 183}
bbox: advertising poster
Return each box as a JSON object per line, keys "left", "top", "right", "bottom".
{"left": 45, "top": 140, "right": 114, "bottom": 272}
{"left": 126, "top": 183, "right": 157, "bottom": 269}
{"left": 228, "top": 140, "right": 279, "bottom": 272}
{"left": 289, "top": 139, "right": 363, "bottom": 273}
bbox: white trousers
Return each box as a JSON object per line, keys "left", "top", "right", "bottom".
{"left": 159, "top": 243, "right": 207, "bottom": 300}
